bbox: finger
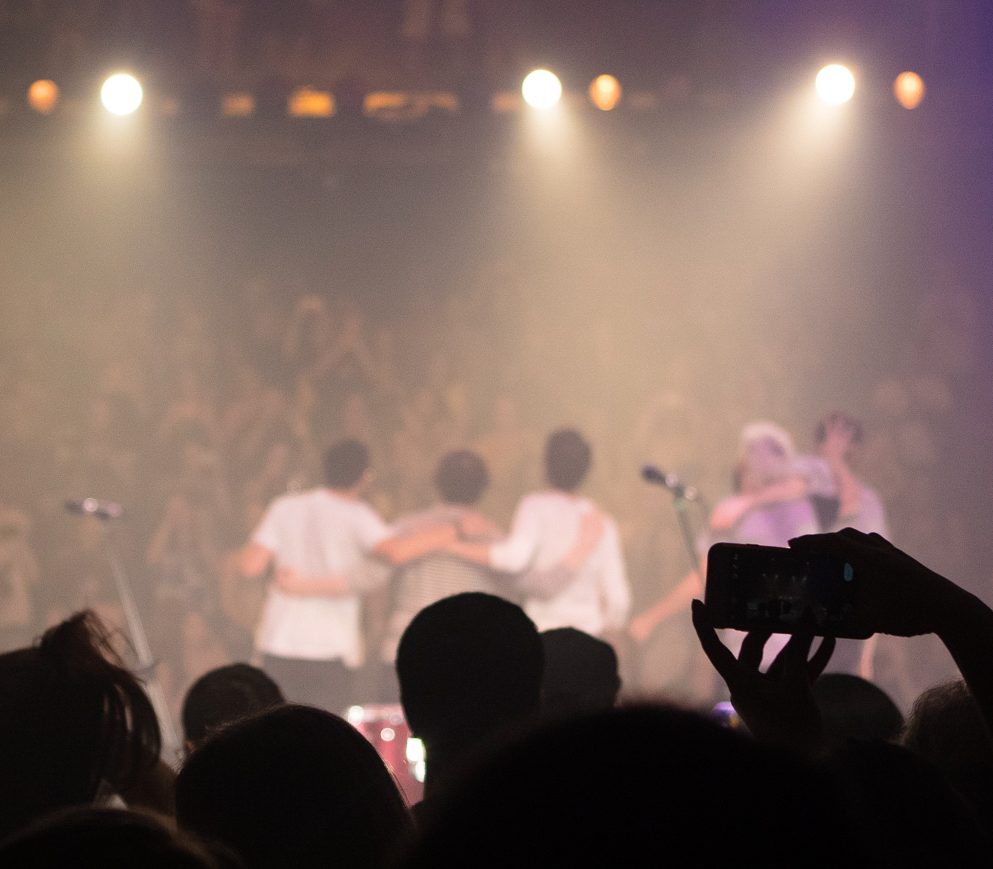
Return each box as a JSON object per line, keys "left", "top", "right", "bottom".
{"left": 807, "top": 635, "right": 836, "bottom": 681}
{"left": 780, "top": 633, "right": 815, "bottom": 682}
{"left": 738, "top": 630, "right": 771, "bottom": 671}
{"left": 691, "top": 600, "right": 740, "bottom": 685}
{"left": 786, "top": 532, "right": 837, "bottom": 551}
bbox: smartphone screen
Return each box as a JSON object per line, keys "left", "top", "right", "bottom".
{"left": 705, "top": 542, "right": 863, "bottom": 637}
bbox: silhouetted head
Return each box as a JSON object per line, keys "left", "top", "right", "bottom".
{"left": 396, "top": 593, "right": 543, "bottom": 751}
{"left": 404, "top": 704, "right": 860, "bottom": 868}
{"left": 322, "top": 439, "right": 369, "bottom": 489}
{"left": 176, "top": 704, "right": 412, "bottom": 869}
{"left": 181, "top": 664, "right": 285, "bottom": 751}
{"left": 812, "top": 673, "right": 903, "bottom": 743}
{"left": 434, "top": 450, "right": 489, "bottom": 506}
{"left": 540, "top": 628, "right": 620, "bottom": 718}
{"left": 0, "top": 807, "right": 232, "bottom": 869}
{"left": 544, "top": 429, "right": 591, "bottom": 491}
{"left": 902, "top": 680, "right": 993, "bottom": 825}
{"left": 0, "top": 612, "right": 160, "bottom": 839}
{"left": 823, "top": 739, "right": 989, "bottom": 867}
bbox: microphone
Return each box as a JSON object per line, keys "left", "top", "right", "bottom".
{"left": 641, "top": 466, "right": 699, "bottom": 501}
{"left": 65, "top": 498, "right": 125, "bottom": 520}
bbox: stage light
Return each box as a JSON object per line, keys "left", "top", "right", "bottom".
{"left": 815, "top": 64, "right": 855, "bottom": 105}
{"left": 589, "top": 74, "right": 622, "bottom": 111}
{"left": 893, "top": 71, "right": 925, "bottom": 109}
{"left": 27, "top": 79, "right": 59, "bottom": 114}
{"left": 522, "top": 69, "right": 562, "bottom": 110}
{"left": 100, "top": 73, "right": 143, "bottom": 115}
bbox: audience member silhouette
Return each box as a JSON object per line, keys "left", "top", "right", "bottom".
{"left": 181, "top": 663, "right": 285, "bottom": 752}
{"left": 175, "top": 704, "right": 413, "bottom": 869}
{"left": 539, "top": 627, "right": 620, "bottom": 718}
{"left": 395, "top": 592, "right": 543, "bottom": 803}
{"left": 692, "top": 528, "right": 993, "bottom": 864}
{"left": 812, "top": 673, "right": 904, "bottom": 743}
{"left": 403, "top": 704, "right": 860, "bottom": 868}
{"left": 822, "top": 738, "right": 989, "bottom": 867}
{"left": 0, "top": 807, "right": 238, "bottom": 869}
{"left": 902, "top": 679, "right": 993, "bottom": 826}
{"left": 0, "top": 611, "right": 163, "bottom": 839}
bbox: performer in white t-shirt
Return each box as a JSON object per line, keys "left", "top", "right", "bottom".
{"left": 239, "top": 439, "right": 456, "bottom": 712}
{"left": 447, "top": 429, "right": 631, "bottom": 638}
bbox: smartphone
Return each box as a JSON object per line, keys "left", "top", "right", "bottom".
{"left": 705, "top": 542, "right": 868, "bottom": 639}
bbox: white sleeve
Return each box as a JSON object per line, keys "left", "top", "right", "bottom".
{"left": 489, "top": 498, "right": 543, "bottom": 574}
{"left": 251, "top": 499, "right": 286, "bottom": 554}
{"left": 597, "top": 520, "right": 632, "bottom": 631}
{"left": 355, "top": 504, "right": 391, "bottom": 554}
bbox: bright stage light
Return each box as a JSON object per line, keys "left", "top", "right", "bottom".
{"left": 27, "top": 80, "right": 59, "bottom": 114}
{"left": 815, "top": 64, "right": 856, "bottom": 105}
{"left": 101, "top": 73, "right": 143, "bottom": 115}
{"left": 893, "top": 71, "right": 925, "bottom": 109}
{"left": 522, "top": 69, "right": 562, "bottom": 110}
{"left": 589, "top": 74, "right": 622, "bottom": 111}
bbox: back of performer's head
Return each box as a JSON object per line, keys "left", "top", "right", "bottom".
{"left": 0, "top": 611, "right": 161, "bottom": 839}
{"left": 396, "top": 593, "right": 543, "bottom": 750}
{"left": 540, "top": 628, "right": 620, "bottom": 719}
{"left": 403, "top": 704, "right": 860, "bottom": 868}
{"left": 176, "top": 704, "right": 413, "bottom": 869}
{"left": 322, "top": 439, "right": 369, "bottom": 489}
{"left": 181, "top": 663, "right": 285, "bottom": 751}
{"left": 738, "top": 421, "right": 795, "bottom": 488}
{"left": 0, "top": 807, "right": 231, "bottom": 869}
{"left": 434, "top": 450, "right": 489, "bottom": 506}
{"left": 544, "top": 429, "right": 591, "bottom": 491}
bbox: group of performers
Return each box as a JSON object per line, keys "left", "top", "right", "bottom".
{"left": 239, "top": 413, "right": 886, "bottom": 712}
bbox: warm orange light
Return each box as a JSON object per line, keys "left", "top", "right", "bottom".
{"left": 27, "top": 79, "right": 59, "bottom": 114}
{"left": 589, "top": 74, "right": 622, "bottom": 111}
{"left": 288, "top": 87, "right": 335, "bottom": 117}
{"left": 893, "top": 71, "right": 925, "bottom": 110}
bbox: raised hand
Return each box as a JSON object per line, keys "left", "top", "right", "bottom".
{"left": 787, "top": 528, "right": 959, "bottom": 638}
{"left": 692, "top": 599, "right": 834, "bottom": 754}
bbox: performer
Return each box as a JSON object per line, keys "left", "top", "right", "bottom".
{"left": 629, "top": 422, "right": 819, "bottom": 669}
{"left": 239, "top": 439, "right": 455, "bottom": 713}
{"left": 379, "top": 450, "right": 502, "bottom": 669}
{"left": 447, "top": 429, "right": 631, "bottom": 639}
{"left": 705, "top": 412, "right": 888, "bottom": 676}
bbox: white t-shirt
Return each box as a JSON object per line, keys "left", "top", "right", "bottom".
{"left": 251, "top": 488, "right": 389, "bottom": 666}
{"left": 489, "top": 490, "right": 631, "bottom": 636}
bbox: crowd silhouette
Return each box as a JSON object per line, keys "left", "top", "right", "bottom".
{"left": 1, "top": 528, "right": 992, "bottom": 866}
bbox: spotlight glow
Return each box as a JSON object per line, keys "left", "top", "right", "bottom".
{"left": 522, "top": 69, "right": 562, "bottom": 110}
{"left": 100, "top": 73, "right": 143, "bottom": 115}
{"left": 589, "top": 74, "right": 622, "bottom": 111}
{"left": 27, "top": 80, "right": 59, "bottom": 114}
{"left": 815, "top": 64, "right": 856, "bottom": 105}
{"left": 893, "top": 71, "right": 925, "bottom": 109}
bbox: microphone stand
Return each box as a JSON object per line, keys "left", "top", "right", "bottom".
{"left": 94, "top": 517, "right": 181, "bottom": 761}
{"left": 668, "top": 487, "right": 703, "bottom": 576}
